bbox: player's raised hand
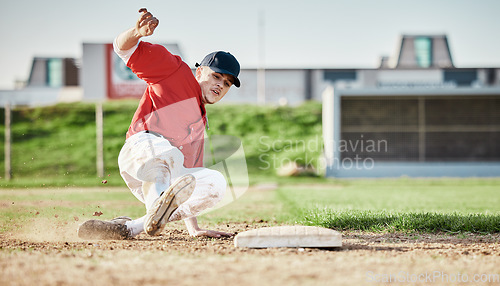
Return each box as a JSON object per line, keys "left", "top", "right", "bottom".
{"left": 135, "top": 8, "right": 159, "bottom": 37}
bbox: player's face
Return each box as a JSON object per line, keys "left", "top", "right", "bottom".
{"left": 196, "top": 67, "right": 234, "bottom": 104}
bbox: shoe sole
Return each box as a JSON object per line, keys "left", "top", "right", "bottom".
{"left": 144, "top": 174, "right": 196, "bottom": 236}
{"left": 77, "top": 220, "right": 130, "bottom": 240}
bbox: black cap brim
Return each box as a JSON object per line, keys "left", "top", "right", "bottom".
{"left": 196, "top": 65, "right": 240, "bottom": 87}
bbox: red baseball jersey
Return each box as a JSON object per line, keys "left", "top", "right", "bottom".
{"left": 125, "top": 41, "right": 206, "bottom": 168}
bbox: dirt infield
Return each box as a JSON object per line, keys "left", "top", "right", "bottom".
{"left": 1, "top": 220, "right": 499, "bottom": 286}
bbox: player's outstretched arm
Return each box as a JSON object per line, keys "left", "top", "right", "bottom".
{"left": 116, "top": 8, "right": 159, "bottom": 51}
{"left": 184, "top": 217, "right": 234, "bottom": 238}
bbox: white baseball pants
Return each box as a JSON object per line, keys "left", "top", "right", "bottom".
{"left": 118, "top": 131, "right": 227, "bottom": 227}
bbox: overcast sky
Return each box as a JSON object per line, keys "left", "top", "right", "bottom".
{"left": 1, "top": 0, "right": 499, "bottom": 89}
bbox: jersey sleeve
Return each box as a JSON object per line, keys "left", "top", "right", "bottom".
{"left": 113, "top": 37, "right": 139, "bottom": 65}
{"left": 125, "top": 41, "right": 183, "bottom": 84}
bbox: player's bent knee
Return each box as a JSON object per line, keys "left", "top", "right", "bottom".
{"left": 136, "top": 159, "right": 171, "bottom": 183}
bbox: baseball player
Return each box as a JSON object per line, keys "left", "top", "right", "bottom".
{"left": 78, "top": 8, "right": 240, "bottom": 239}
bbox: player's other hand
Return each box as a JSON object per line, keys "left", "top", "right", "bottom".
{"left": 135, "top": 8, "right": 159, "bottom": 37}
{"left": 190, "top": 229, "right": 235, "bottom": 238}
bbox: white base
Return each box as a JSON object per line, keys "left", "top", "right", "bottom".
{"left": 234, "top": 225, "right": 342, "bottom": 248}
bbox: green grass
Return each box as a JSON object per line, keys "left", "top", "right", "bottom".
{"left": 0, "top": 101, "right": 136, "bottom": 187}
{"left": 277, "top": 178, "right": 500, "bottom": 233}
{"left": 275, "top": 178, "right": 500, "bottom": 214}
{"left": 303, "top": 210, "right": 500, "bottom": 233}
{"left": 0, "top": 178, "right": 499, "bottom": 235}
{"left": 0, "top": 100, "right": 324, "bottom": 187}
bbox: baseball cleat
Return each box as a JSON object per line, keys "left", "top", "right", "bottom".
{"left": 77, "top": 216, "right": 132, "bottom": 240}
{"left": 144, "top": 174, "right": 196, "bottom": 236}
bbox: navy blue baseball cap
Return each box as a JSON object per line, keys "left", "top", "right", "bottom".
{"left": 196, "top": 51, "right": 241, "bottom": 87}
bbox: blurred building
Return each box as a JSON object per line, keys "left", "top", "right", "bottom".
{"left": 27, "top": 57, "right": 80, "bottom": 87}
{"left": 0, "top": 57, "right": 82, "bottom": 106}
{"left": 322, "top": 35, "right": 500, "bottom": 178}
{"left": 81, "top": 43, "right": 184, "bottom": 101}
